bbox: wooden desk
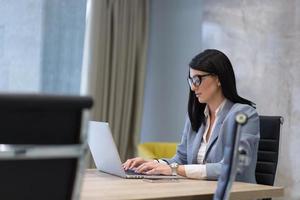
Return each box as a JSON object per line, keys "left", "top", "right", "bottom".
{"left": 81, "top": 169, "right": 284, "bottom": 200}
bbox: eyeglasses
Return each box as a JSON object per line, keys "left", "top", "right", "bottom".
{"left": 187, "top": 74, "right": 212, "bottom": 88}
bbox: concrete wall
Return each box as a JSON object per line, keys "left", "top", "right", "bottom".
{"left": 201, "top": 1, "right": 300, "bottom": 199}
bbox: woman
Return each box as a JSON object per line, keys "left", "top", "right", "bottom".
{"left": 122, "top": 49, "right": 260, "bottom": 183}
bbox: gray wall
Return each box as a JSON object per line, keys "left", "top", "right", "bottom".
{"left": 142, "top": 0, "right": 300, "bottom": 199}
{"left": 140, "top": 0, "right": 203, "bottom": 142}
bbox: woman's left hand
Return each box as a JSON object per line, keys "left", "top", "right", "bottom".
{"left": 134, "top": 162, "right": 172, "bottom": 175}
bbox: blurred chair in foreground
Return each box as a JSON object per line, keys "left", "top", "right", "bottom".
{"left": 214, "top": 114, "right": 283, "bottom": 200}
{"left": 213, "top": 113, "right": 248, "bottom": 200}
{"left": 0, "top": 94, "right": 93, "bottom": 200}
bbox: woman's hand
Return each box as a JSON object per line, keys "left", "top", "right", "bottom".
{"left": 122, "top": 157, "right": 148, "bottom": 170}
{"left": 135, "top": 162, "right": 172, "bottom": 175}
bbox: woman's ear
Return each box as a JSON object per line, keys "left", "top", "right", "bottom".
{"left": 216, "top": 77, "right": 221, "bottom": 86}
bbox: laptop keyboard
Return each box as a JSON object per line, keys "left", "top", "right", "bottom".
{"left": 125, "top": 169, "right": 145, "bottom": 176}
{"left": 125, "top": 169, "right": 167, "bottom": 177}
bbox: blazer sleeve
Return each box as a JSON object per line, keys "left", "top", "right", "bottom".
{"left": 206, "top": 105, "right": 260, "bottom": 180}
{"left": 163, "top": 116, "right": 190, "bottom": 165}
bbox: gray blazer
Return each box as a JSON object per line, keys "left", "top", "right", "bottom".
{"left": 165, "top": 100, "right": 260, "bottom": 183}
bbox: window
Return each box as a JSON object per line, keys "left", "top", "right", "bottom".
{"left": 0, "top": 0, "right": 87, "bottom": 94}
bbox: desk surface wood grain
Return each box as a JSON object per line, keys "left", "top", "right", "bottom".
{"left": 81, "top": 169, "right": 284, "bottom": 200}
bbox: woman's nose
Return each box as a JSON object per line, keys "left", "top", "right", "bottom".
{"left": 190, "top": 84, "right": 197, "bottom": 91}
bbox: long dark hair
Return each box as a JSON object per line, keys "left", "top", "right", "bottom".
{"left": 188, "top": 49, "right": 255, "bottom": 132}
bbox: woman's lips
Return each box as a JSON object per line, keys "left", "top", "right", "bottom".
{"left": 195, "top": 93, "right": 202, "bottom": 97}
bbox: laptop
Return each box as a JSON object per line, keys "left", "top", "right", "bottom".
{"left": 88, "top": 121, "right": 184, "bottom": 179}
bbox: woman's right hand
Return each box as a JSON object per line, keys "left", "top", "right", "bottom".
{"left": 122, "top": 157, "right": 148, "bottom": 170}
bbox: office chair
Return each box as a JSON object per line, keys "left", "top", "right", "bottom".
{"left": 255, "top": 116, "right": 283, "bottom": 200}
{"left": 256, "top": 116, "right": 283, "bottom": 186}
{"left": 0, "top": 94, "right": 93, "bottom": 200}
{"left": 213, "top": 113, "right": 248, "bottom": 200}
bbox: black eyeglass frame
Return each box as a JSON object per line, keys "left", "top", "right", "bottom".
{"left": 187, "top": 74, "right": 213, "bottom": 88}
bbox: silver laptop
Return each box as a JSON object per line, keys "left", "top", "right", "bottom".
{"left": 88, "top": 121, "right": 184, "bottom": 179}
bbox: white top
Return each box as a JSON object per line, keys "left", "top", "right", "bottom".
{"left": 185, "top": 99, "right": 227, "bottom": 179}
{"left": 158, "top": 99, "right": 227, "bottom": 179}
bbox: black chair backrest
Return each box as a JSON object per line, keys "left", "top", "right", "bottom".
{"left": 256, "top": 115, "right": 283, "bottom": 186}
{"left": 0, "top": 94, "right": 93, "bottom": 200}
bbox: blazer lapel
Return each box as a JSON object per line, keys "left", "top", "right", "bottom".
{"left": 203, "top": 100, "right": 234, "bottom": 161}
{"left": 191, "top": 124, "right": 205, "bottom": 164}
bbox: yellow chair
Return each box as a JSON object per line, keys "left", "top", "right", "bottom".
{"left": 137, "top": 142, "right": 178, "bottom": 159}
